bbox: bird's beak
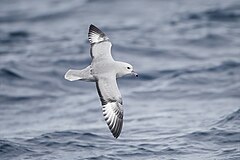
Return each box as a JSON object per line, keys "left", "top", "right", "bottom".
{"left": 132, "top": 71, "right": 138, "bottom": 77}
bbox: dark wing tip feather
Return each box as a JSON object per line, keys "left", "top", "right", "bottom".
{"left": 102, "top": 102, "right": 123, "bottom": 139}
{"left": 88, "top": 24, "right": 109, "bottom": 44}
{"left": 89, "top": 24, "right": 103, "bottom": 35}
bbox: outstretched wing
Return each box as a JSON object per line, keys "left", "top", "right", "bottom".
{"left": 96, "top": 76, "right": 123, "bottom": 138}
{"left": 88, "top": 24, "right": 113, "bottom": 60}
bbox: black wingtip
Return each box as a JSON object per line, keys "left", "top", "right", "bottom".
{"left": 89, "top": 24, "right": 104, "bottom": 36}
{"left": 89, "top": 24, "right": 97, "bottom": 32}
{"left": 88, "top": 24, "right": 109, "bottom": 44}
{"left": 113, "top": 132, "right": 120, "bottom": 139}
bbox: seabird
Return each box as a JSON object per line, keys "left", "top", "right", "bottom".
{"left": 65, "top": 24, "right": 138, "bottom": 138}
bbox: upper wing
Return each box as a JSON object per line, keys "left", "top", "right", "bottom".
{"left": 88, "top": 24, "right": 113, "bottom": 60}
{"left": 96, "top": 76, "right": 123, "bottom": 138}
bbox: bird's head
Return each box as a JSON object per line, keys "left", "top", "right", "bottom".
{"left": 116, "top": 62, "right": 138, "bottom": 78}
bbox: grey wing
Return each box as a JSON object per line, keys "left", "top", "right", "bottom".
{"left": 96, "top": 77, "right": 123, "bottom": 138}
{"left": 88, "top": 24, "right": 113, "bottom": 60}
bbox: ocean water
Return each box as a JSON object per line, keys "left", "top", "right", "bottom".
{"left": 0, "top": 0, "right": 240, "bottom": 159}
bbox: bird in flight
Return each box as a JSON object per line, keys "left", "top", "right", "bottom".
{"left": 65, "top": 24, "right": 138, "bottom": 138}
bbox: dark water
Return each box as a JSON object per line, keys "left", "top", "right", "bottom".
{"left": 0, "top": 0, "right": 240, "bottom": 159}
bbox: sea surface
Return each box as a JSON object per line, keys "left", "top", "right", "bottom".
{"left": 0, "top": 0, "right": 240, "bottom": 159}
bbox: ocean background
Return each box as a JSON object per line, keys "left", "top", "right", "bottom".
{"left": 0, "top": 0, "right": 240, "bottom": 159}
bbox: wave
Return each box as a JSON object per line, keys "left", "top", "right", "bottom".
{"left": 185, "top": 33, "right": 230, "bottom": 47}
{"left": 187, "top": 4, "right": 240, "bottom": 22}
{"left": 0, "top": 139, "right": 33, "bottom": 160}
{"left": 0, "top": 68, "right": 24, "bottom": 80}
{"left": 8, "top": 31, "right": 29, "bottom": 38}
{"left": 0, "top": 30, "right": 30, "bottom": 44}
{"left": 185, "top": 108, "right": 240, "bottom": 157}
{"left": 26, "top": 130, "right": 109, "bottom": 145}
{"left": 157, "top": 60, "right": 240, "bottom": 79}
{"left": 133, "top": 60, "right": 240, "bottom": 100}
{"left": 170, "top": 3, "right": 240, "bottom": 47}
{"left": 0, "top": 131, "right": 112, "bottom": 160}
{"left": 187, "top": 128, "right": 240, "bottom": 144}
{"left": 0, "top": 1, "right": 84, "bottom": 23}
{"left": 215, "top": 108, "right": 240, "bottom": 128}
{"left": 0, "top": 94, "right": 51, "bottom": 104}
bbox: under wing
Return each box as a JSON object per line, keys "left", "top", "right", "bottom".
{"left": 88, "top": 24, "right": 113, "bottom": 60}
{"left": 96, "top": 76, "right": 123, "bottom": 138}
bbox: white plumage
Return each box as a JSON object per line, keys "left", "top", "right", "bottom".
{"left": 65, "top": 24, "right": 138, "bottom": 138}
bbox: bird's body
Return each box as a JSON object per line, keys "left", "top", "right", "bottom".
{"left": 65, "top": 24, "right": 137, "bottom": 138}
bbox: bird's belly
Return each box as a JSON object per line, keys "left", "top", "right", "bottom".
{"left": 91, "top": 61, "right": 116, "bottom": 77}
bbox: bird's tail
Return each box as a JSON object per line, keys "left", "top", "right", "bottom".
{"left": 64, "top": 69, "right": 83, "bottom": 81}
{"left": 64, "top": 66, "right": 95, "bottom": 82}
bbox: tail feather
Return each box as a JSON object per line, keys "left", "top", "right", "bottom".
{"left": 64, "top": 69, "right": 82, "bottom": 81}
{"left": 64, "top": 66, "right": 95, "bottom": 82}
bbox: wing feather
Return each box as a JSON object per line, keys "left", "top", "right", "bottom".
{"left": 88, "top": 24, "right": 113, "bottom": 60}
{"left": 96, "top": 77, "right": 123, "bottom": 138}
{"left": 88, "top": 24, "right": 109, "bottom": 44}
{"left": 102, "top": 102, "right": 123, "bottom": 138}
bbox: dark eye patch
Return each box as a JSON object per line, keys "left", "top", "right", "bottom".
{"left": 127, "top": 67, "right": 131, "bottom": 69}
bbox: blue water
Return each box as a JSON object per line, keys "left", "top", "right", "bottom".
{"left": 0, "top": 0, "right": 240, "bottom": 159}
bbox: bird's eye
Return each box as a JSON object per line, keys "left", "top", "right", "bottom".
{"left": 127, "top": 67, "right": 131, "bottom": 69}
